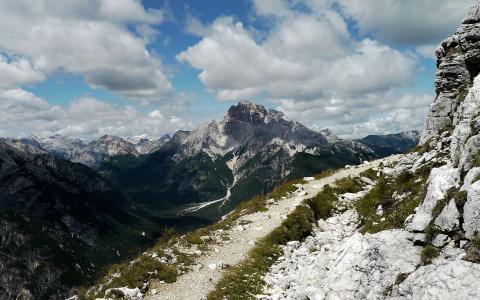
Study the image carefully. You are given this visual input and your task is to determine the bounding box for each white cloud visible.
[416,44,437,59]
[0,54,45,88]
[275,93,432,138]
[185,14,210,37]
[0,89,196,139]
[0,0,173,102]
[336,0,473,46]
[176,0,433,137]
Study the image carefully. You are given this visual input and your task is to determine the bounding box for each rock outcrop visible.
[261,2,480,299]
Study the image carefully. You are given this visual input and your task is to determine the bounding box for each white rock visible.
[407,166,459,232]
[376,205,384,216]
[464,181,480,238]
[266,198,277,205]
[460,167,480,191]
[391,259,480,299]
[105,287,143,300]
[303,177,315,181]
[432,234,450,247]
[434,199,460,232]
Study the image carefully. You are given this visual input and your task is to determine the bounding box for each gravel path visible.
[146,156,401,300]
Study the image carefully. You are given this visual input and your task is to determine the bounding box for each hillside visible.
[0,142,209,299]
[97,101,417,221]
[77,2,480,299]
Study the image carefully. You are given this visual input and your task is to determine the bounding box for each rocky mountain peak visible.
[226,100,269,124]
[225,100,289,127]
[420,2,480,145]
[463,1,480,24]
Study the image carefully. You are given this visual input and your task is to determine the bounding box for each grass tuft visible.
[420,245,439,265]
[355,169,429,234]
[207,174,366,299]
[464,234,480,263]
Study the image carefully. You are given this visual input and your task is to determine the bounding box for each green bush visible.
[355,169,429,234]
[420,245,440,265]
[208,204,315,300]
[307,185,336,220]
[464,234,480,263]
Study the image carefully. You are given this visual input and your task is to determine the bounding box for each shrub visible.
[207,204,315,300]
[464,234,480,263]
[355,169,429,234]
[420,245,440,265]
[307,185,336,220]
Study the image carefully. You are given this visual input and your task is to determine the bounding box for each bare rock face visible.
[463,1,480,24]
[464,181,480,238]
[420,1,480,146]
[434,199,460,232]
[461,167,480,191]
[406,165,459,232]
[391,259,480,299]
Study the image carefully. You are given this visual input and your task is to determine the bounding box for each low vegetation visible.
[207,205,316,300]
[77,175,310,299]
[355,169,429,234]
[464,234,480,263]
[207,175,364,299]
[409,142,431,155]
[420,245,440,265]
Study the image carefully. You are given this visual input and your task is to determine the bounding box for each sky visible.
[0,0,475,139]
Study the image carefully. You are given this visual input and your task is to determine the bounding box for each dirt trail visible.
[146,155,401,300]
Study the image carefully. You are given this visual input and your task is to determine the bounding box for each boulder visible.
[434,199,460,232]
[464,181,480,238]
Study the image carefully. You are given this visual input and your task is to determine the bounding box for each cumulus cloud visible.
[336,0,472,46]
[0,54,45,88]
[275,93,433,138]
[0,89,195,139]
[178,16,416,101]
[0,0,173,102]
[177,0,429,136]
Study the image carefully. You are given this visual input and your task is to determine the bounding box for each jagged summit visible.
[420,2,480,145]
[225,100,287,124]
[463,1,480,24]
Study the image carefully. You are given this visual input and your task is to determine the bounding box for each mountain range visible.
[0,100,419,298]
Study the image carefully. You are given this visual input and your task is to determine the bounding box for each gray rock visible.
[406,166,459,232]
[463,1,480,24]
[434,199,460,232]
[461,167,480,191]
[432,234,450,247]
[464,181,480,238]
[391,259,480,299]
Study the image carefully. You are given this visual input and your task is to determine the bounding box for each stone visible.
[434,199,460,232]
[391,259,480,299]
[463,1,480,24]
[464,181,480,238]
[461,167,480,191]
[432,234,450,247]
[407,166,459,232]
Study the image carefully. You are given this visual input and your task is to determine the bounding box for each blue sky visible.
[0,0,474,139]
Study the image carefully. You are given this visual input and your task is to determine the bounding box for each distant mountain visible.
[100,101,417,219]
[1,133,171,167]
[0,141,209,299]
[1,102,419,221]
[0,101,421,298]
[357,130,420,157]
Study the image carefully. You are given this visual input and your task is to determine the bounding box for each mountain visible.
[357,130,420,157]
[0,141,209,299]
[99,101,417,220]
[253,3,480,298]
[2,134,170,167]
[54,3,480,299]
